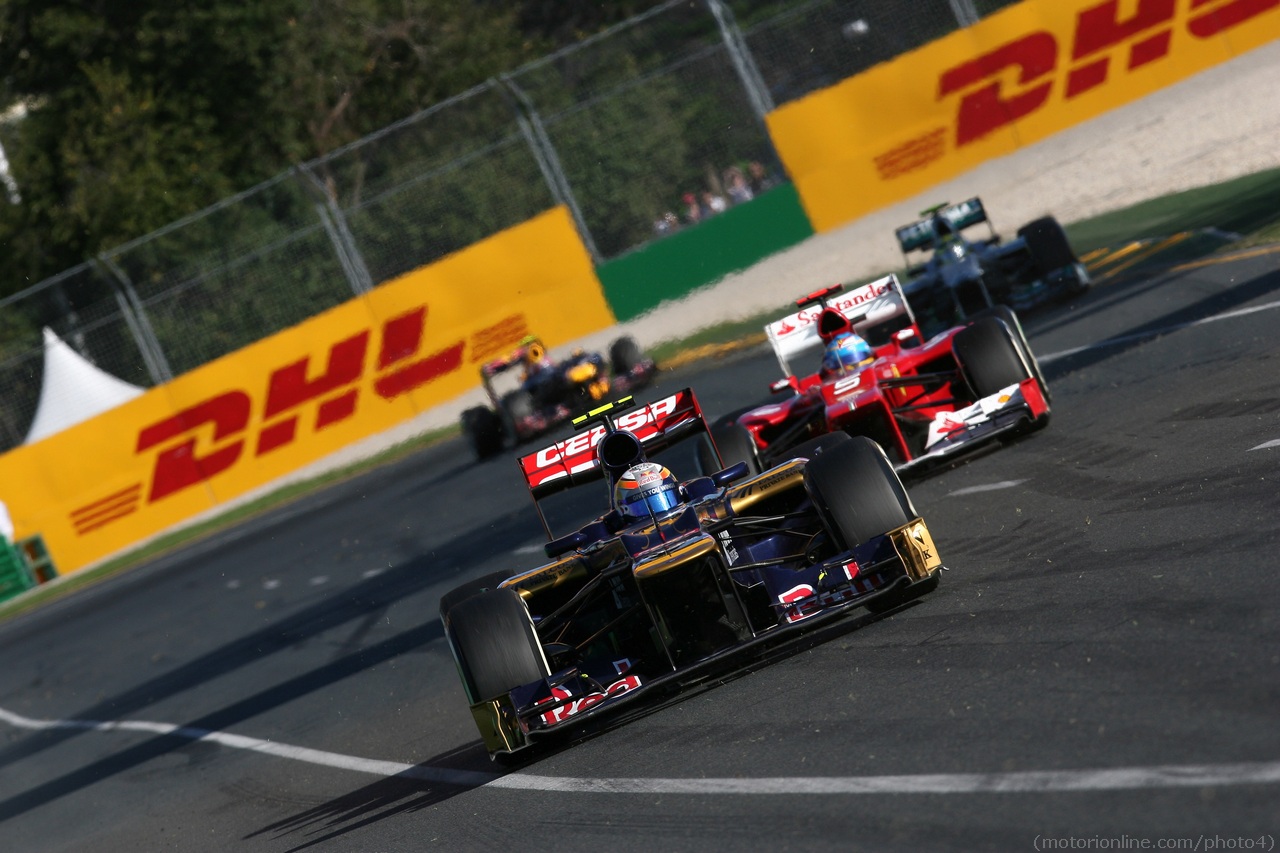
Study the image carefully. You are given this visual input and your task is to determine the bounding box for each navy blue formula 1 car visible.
[898,198,1089,337]
[439,389,944,759]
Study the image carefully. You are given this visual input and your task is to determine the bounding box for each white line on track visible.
[514,544,546,555]
[2,706,1277,796]
[947,480,1026,497]
[1037,298,1280,364]
[1249,439,1280,452]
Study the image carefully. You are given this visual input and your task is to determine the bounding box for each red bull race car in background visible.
[696,276,1051,479]
[899,197,1089,338]
[440,389,943,759]
[459,335,656,460]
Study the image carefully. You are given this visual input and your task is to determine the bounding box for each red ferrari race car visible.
[697,276,1051,478]
[440,389,943,758]
[460,335,656,460]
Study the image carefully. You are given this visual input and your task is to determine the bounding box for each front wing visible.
[899,377,1048,475]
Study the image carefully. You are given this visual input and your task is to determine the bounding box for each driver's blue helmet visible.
[615,462,682,519]
[821,332,873,377]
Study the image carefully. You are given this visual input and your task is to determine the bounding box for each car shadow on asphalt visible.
[243,602,914,850]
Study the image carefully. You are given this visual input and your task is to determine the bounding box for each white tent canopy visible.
[24,327,145,445]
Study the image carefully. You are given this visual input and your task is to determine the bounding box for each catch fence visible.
[0,0,1019,451]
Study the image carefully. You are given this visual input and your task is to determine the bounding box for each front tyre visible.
[444,588,550,705]
[804,436,913,549]
[953,316,1033,399]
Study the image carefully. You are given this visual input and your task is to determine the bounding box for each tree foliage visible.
[0,0,536,291]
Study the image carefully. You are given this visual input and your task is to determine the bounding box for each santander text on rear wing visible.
[765,275,915,379]
[519,388,706,500]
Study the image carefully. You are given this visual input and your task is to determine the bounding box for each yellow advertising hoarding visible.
[768,0,1280,232]
[0,207,614,575]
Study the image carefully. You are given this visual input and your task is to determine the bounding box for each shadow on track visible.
[245,603,916,850]
[1033,265,1280,383]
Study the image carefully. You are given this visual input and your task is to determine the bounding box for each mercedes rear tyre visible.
[1017,216,1077,276]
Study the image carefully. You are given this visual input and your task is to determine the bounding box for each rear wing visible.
[518,388,706,501]
[895,197,989,253]
[764,275,914,379]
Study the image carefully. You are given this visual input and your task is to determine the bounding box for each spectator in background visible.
[748,160,778,195]
[653,211,679,235]
[724,165,754,205]
[702,190,727,215]
[682,192,702,224]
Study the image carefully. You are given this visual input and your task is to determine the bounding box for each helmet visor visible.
[622,486,680,518]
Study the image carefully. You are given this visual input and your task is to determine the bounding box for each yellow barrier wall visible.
[0,207,614,575]
[768,0,1280,232]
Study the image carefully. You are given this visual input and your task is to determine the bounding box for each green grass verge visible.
[5,168,1280,621]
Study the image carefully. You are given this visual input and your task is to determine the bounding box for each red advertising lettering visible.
[938,32,1058,146]
[1067,0,1176,97]
[136,392,252,502]
[1188,0,1280,36]
[373,306,465,400]
[257,332,370,455]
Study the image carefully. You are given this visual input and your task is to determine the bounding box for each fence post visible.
[294,165,375,296]
[95,256,174,385]
[705,0,776,120]
[498,75,601,263]
[947,0,981,27]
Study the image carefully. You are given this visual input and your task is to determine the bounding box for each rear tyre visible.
[609,336,646,376]
[804,436,913,549]
[445,588,549,704]
[460,406,505,460]
[702,421,762,476]
[1017,216,1076,275]
[953,316,1032,399]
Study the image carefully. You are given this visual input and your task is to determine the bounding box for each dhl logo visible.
[69,306,529,536]
[878,0,1277,177]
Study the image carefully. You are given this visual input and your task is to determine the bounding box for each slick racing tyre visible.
[969,305,1051,404]
[699,421,762,476]
[439,569,516,623]
[460,406,505,460]
[804,436,913,549]
[445,587,550,705]
[953,316,1033,399]
[1017,216,1077,276]
[609,336,646,375]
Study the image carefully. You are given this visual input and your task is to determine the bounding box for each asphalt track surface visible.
[0,249,1278,852]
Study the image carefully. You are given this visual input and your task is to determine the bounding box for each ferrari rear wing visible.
[895,197,989,253]
[764,275,915,379]
[518,388,707,501]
